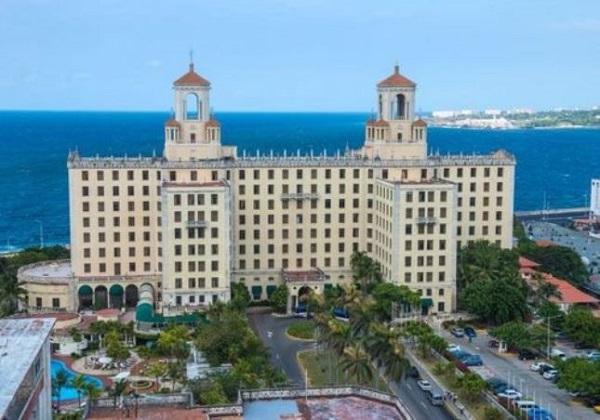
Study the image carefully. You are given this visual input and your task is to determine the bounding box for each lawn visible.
[287,321,315,340]
[298,349,390,392]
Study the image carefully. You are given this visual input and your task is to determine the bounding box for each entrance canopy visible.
[109,284,124,296]
[78,285,93,295]
[282,268,326,284]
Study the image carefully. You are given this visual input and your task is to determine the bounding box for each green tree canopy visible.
[556,358,600,399]
[269,284,289,314]
[524,245,588,286]
[564,307,600,347]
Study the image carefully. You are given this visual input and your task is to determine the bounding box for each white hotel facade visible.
[20,63,515,320]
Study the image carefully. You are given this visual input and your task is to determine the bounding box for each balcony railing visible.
[281,193,320,201]
[415,217,438,224]
[186,220,208,228]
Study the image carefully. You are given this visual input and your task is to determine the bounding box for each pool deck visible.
[53,355,114,390]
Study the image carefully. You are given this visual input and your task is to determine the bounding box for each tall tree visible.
[69,374,87,409]
[146,361,169,392]
[52,369,69,413]
[338,345,373,385]
[564,307,600,347]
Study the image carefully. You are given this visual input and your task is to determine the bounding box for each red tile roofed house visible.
[519,256,599,313]
[542,273,599,312]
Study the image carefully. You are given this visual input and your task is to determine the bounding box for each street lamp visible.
[34,220,44,249]
[547,314,563,358]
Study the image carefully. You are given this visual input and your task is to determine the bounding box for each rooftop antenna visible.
[189,49,194,71]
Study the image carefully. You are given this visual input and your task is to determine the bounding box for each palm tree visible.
[338,344,373,385]
[84,382,102,414]
[108,379,128,408]
[53,369,69,413]
[326,320,353,356]
[69,374,87,409]
[0,275,27,316]
[146,361,169,392]
[349,296,374,338]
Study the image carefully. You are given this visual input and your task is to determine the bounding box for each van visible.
[515,400,538,410]
[427,390,444,406]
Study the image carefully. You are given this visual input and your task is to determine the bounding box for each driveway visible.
[441,328,592,419]
[248,312,452,420]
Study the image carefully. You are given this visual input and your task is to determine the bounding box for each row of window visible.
[174,261,220,273]
[83,262,155,274]
[82,201,159,212]
[83,231,155,243]
[83,247,154,258]
[174,277,220,289]
[82,216,157,228]
[239,256,350,270]
[82,185,160,197]
[81,169,160,182]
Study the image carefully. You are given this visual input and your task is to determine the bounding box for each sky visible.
[0,0,599,112]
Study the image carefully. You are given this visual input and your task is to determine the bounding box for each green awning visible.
[136,302,155,323]
[78,285,93,296]
[324,284,333,291]
[420,298,434,308]
[251,285,263,298]
[266,285,277,297]
[109,284,124,296]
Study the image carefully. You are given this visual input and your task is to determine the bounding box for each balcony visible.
[186,220,208,228]
[281,193,320,201]
[415,217,437,225]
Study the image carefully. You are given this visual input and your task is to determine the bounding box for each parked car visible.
[527,407,555,420]
[549,348,566,361]
[486,377,507,389]
[587,350,600,360]
[463,355,483,366]
[464,327,477,338]
[543,369,558,380]
[450,327,465,337]
[417,380,432,391]
[493,383,510,395]
[530,362,552,372]
[518,349,540,361]
[408,366,420,378]
[497,389,523,400]
[447,344,461,353]
[453,351,472,361]
[538,364,555,375]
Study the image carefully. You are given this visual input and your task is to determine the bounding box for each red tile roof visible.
[366,119,389,127]
[412,119,427,127]
[536,240,556,247]
[205,118,220,127]
[377,65,416,88]
[165,119,181,127]
[173,63,211,87]
[542,273,599,304]
[519,257,540,268]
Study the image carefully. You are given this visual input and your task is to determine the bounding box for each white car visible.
[530,362,550,372]
[543,369,558,380]
[417,380,432,391]
[447,344,461,353]
[498,389,523,400]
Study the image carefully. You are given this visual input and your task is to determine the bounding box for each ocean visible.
[0,111,598,253]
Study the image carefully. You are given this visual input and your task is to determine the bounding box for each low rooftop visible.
[0,318,55,417]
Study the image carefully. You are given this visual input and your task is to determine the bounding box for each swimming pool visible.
[51,359,104,401]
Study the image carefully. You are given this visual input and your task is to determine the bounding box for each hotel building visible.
[20,63,515,321]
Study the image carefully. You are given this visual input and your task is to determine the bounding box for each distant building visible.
[592,179,600,218]
[0,318,54,420]
[432,110,456,118]
[484,109,502,116]
[19,63,516,323]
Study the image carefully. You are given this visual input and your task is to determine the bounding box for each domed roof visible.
[377,65,416,88]
[412,119,427,127]
[205,118,220,127]
[165,119,181,127]
[366,119,390,127]
[173,63,211,87]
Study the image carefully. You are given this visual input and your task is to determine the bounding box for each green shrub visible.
[287,321,315,340]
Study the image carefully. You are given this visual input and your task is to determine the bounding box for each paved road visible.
[441,329,592,419]
[248,312,452,420]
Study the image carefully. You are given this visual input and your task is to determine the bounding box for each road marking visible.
[420,401,427,409]
[406,383,413,390]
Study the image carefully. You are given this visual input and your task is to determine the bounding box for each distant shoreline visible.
[430,124,600,131]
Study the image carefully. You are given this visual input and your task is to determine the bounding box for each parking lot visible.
[441,328,592,419]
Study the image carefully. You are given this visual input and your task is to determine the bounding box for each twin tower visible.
[164,63,427,162]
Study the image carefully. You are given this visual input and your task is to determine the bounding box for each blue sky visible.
[0,0,598,112]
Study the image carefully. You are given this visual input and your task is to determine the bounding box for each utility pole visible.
[35,220,44,249]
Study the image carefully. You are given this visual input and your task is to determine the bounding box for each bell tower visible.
[362,65,427,160]
[164,60,235,161]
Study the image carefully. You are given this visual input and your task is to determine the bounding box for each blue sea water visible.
[0,111,598,253]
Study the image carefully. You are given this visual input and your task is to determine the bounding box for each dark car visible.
[463,355,483,366]
[464,327,477,338]
[538,364,555,375]
[488,339,500,348]
[518,349,540,361]
[408,366,419,378]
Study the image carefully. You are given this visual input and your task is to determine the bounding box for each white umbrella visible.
[98,357,112,365]
[113,371,130,381]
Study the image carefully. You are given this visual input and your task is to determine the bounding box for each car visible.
[497,389,523,400]
[493,383,510,395]
[486,377,507,389]
[488,339,500,348]
[408,366,420,378]
[527,407,555,420]
[463,355,483,366]
[518,349,540,361]
[447,344,461,353]
[549,349,566,361]
[453,351,472,361]
[417,380,432,391]
[450,327,465,337]
[543,369,558,380]
[530,362,552,372]
[587,351,600,360]
[464,326,477,338]
[538,364,555,375]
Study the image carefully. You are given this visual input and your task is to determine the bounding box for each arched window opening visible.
[185,93,202,120]
[396,94,406,120]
